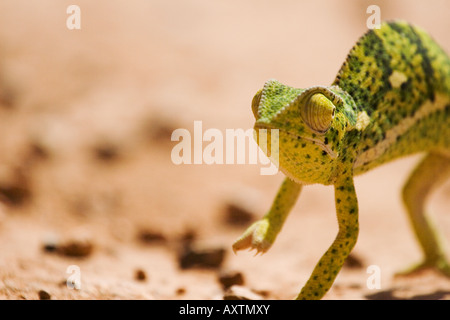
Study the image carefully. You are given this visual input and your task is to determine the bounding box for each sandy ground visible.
[0,0,449,300]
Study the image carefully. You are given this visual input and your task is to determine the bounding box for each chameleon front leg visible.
[398,151,450,276]
[233,177,302,254]
[296,172,359,300]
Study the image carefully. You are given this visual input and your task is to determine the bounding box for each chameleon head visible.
[252,79,352,185]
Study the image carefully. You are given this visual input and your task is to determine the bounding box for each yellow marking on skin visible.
[355,111,371,131]
[389,70,408,88]
[354,93,450,168]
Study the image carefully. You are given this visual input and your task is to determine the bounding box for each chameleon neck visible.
[333,21,450,174]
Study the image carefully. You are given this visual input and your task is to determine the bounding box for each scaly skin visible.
[233,21,450,300]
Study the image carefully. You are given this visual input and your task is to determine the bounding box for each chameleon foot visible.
[232,219,275,255]
[395,259,450,278]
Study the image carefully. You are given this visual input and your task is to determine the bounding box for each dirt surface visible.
[0,0,449,300]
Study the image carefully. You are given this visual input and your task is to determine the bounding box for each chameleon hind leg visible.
[397,151,450,277]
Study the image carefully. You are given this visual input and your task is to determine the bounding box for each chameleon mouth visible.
[254,122,337,159]
[285,131,338,159]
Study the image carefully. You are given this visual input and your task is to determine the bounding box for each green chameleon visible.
[232,21,450,300]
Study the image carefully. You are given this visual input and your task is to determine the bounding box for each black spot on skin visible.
[400,81,408,91]
[408,24,435,102]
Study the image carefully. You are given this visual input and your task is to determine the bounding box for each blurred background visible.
[0,0,449,300]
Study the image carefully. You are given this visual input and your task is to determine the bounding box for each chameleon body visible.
[233,21,450,300]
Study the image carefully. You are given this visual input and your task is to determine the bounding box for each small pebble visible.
[93,143,120,162]
[218,270,245,289]
[0,185,31,207]
[223,201,255,226]
[135,269,147,281]
[343,253,364,269]
[143,116,177,143]
[178,243,226,269]
[43,242,58,253]
[42,233,60,253]
[138,229,167,244]
[42,234,93,258]
[0,86,16,109]
[176,287,186,295]
[38,290,51,300]
[28,142,50,161]
[58,240,94,258]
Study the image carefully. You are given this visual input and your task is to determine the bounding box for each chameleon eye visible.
[251,89,263,119]
[301,93,335,133]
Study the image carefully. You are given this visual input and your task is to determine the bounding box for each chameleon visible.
[232,20,450,300]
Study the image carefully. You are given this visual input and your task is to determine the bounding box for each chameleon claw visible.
[251,247,264,257]
[232,219,274,255]
[394,259,450,278]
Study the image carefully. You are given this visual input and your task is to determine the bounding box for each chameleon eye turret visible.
[300,93,335,133]
[251,89,263,119]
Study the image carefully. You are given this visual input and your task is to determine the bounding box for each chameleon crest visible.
[234,21,450,300]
